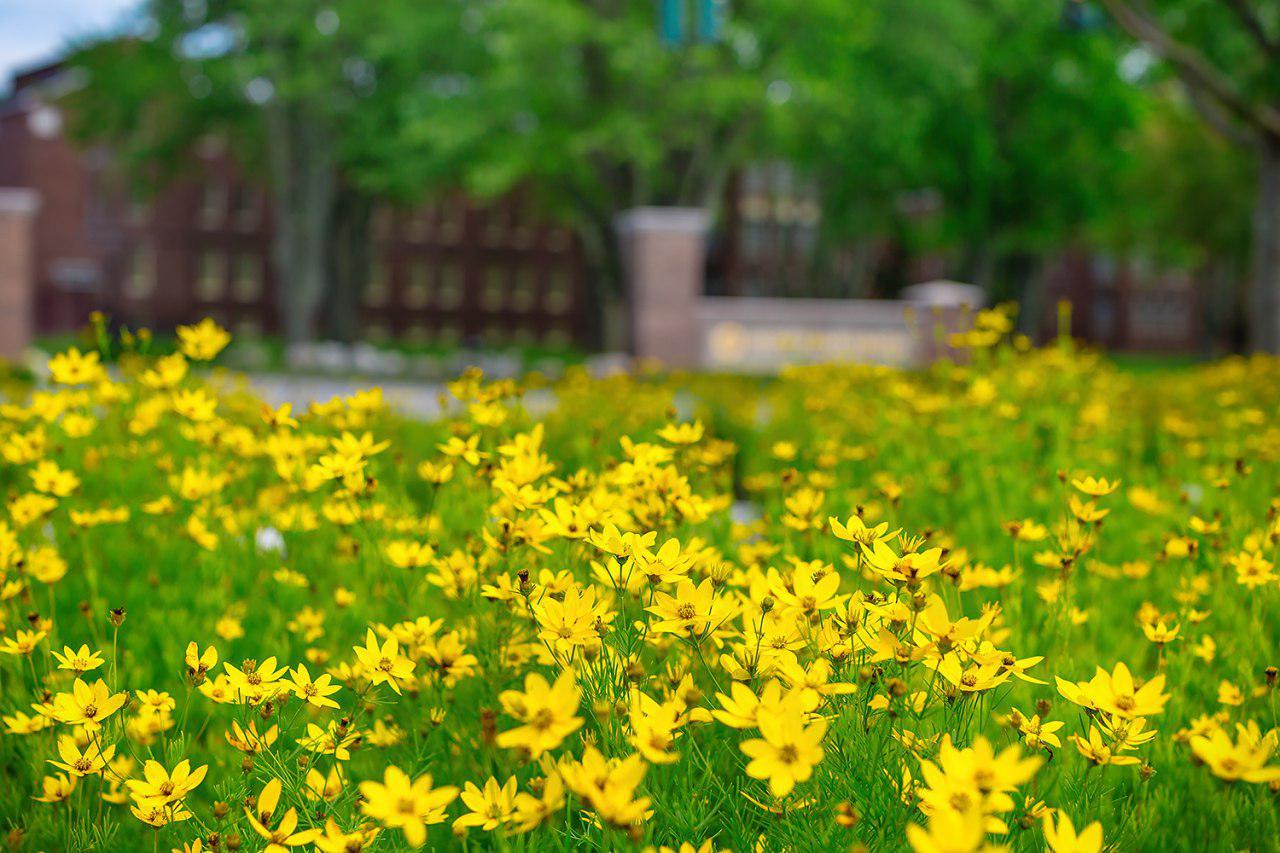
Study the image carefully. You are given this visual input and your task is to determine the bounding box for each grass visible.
[0,315,1278,852]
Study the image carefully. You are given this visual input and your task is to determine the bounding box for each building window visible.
[407,205,432,242]
[404,262,432,309]
[439,205,464,245]
[125,242,156,299]
[199,182,226,229]
[511,268,536,313]
[438,264,464,310]
[482,266,507,311]
[233,254,262,303]
[544,270,572,314]
[229,185,261,230]
[483,209,510,247]
[195,252,226,301]
[363,260,390,307]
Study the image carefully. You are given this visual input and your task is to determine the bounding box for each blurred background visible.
[0,0,1275,375]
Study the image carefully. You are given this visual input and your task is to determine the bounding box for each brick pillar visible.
[616,207,708,367]
[0,189,40,360]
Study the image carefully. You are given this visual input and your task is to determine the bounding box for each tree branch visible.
[1098,0,1280,139]
[1182,79,1255,147]
[1218,0,1280,58]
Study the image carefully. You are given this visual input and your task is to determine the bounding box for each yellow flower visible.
[906,803,1000,853]
[1217,680,1245,707]
[300,721,360,761]
[48,347,106,385]
[829,514,899,548]
[647,578,722,638]
[313,819,379,853]
[933,657,1010,694]
[438,434,486,466]
[51,678,127,731]
[304,766,345,802]
[126,759,209,806]
[417,460,455,484]
[288,664,342,709]
[1070,476,1120,497]
[712,680,801,729]
[740,707,826,797]
[915,736,1041,825]
[1190,722,1280,783]
[353,628,415,695]
[511,773,566,832]
[1230,551,1276,588]
[359,766,458,847]
[184,642,218,682]
[0,628,47,656]
[176,318,231,361]
[131,800,193,827]
[1011,711,1064,751]
[1082,662,1169,719]
[385,540,435,569]
[1141,620,1180,646]
[560,747,652,828]
[3,710,49,735]
[139,352,188,389]
[262,402,299,429]
[772,567,844,618]
[1070,726,1139,767]
[52,644,106,674]
[863,540,945,586]
[33,772,77,803]
[534,584,610,650]
[30,459,80,497]
[225,721,279,755]
[496,669,584,757]
[245,777,321,850]
[48,735,115,777]
[1043,812,1103,853]
[222,657,289,704]
[1067,495,1109,523]
[453,775,518,831]
[657,420,704,445]
[172,388,218,422]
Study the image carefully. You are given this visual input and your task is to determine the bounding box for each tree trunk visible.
[1250,135,1280,352]
[264,101,337,345]
[576,216,628,352]
[322,188,375,343]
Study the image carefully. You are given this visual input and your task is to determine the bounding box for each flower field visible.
[1,313,1279,852]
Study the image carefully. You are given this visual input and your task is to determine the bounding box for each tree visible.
[780,0,1142,304]
[1094,0,1280,351]
[67,0,467,344]
[1104,96,1255,351]
[404,0,871,349]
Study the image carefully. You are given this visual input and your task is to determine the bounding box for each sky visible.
[0,0,139,91]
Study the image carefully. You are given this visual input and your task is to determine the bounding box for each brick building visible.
[1,61,591,348]
[1,60,1202,356]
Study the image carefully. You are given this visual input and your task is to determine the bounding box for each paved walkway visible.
[236,373,556,420]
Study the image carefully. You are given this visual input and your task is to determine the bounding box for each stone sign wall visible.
[619,206,982,371]
[698,297,916,369]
